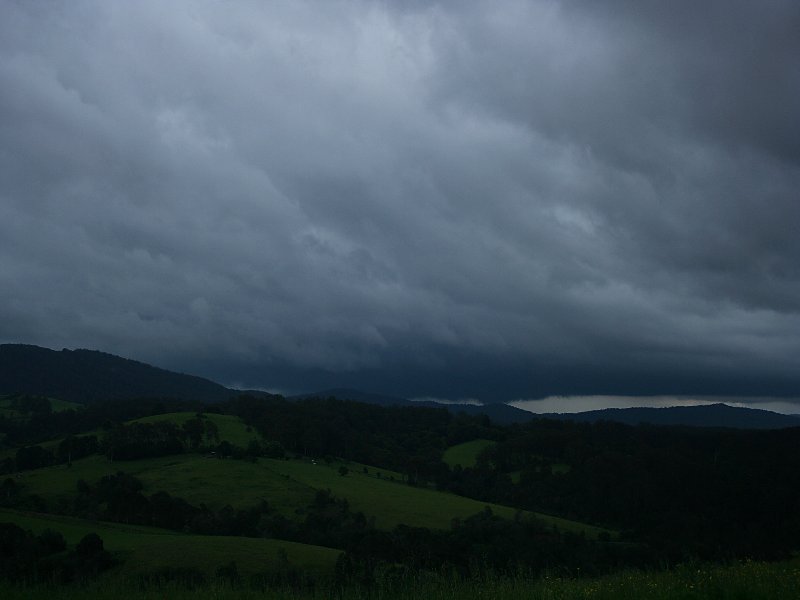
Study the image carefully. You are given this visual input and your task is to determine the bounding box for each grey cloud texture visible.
[1,1,799,401]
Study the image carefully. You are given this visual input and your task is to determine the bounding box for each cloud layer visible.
[1,1,799,402]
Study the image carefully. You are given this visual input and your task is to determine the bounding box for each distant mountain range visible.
[539,403,800,430]
[291,388,800,429]
[290,388,536,425]
[2,344,798,429]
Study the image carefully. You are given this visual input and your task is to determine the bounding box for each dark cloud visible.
[1,1,798,403]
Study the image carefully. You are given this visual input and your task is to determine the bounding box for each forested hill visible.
[4,344,798,428]
[0,344,233,403]
[295,389,800,428]
[542,403,800,429]
[292,388,535,425]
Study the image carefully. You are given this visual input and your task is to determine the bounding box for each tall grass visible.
[2,559,798,600]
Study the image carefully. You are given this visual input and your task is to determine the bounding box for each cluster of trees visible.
[2,418,286,476]
[3,391,799,568]
[6,394,53,417]
[3,467,637,581]
[1,435,100,474]
[69,472,371,543]
[0,396,199,449]
[441,420,800,560]
[222,395,494,484]
[336,508,648,586]
[1,469,362,545]
[0,523,114,583]
[100,418,286,462]
[223,395,800,562]
[103,420,203,460]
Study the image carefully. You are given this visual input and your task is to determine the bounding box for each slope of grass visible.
[262,458,610,537]
[130,412,261,447]
[0,508,340,577]
[17,454,611,538]
[0,507,177,547]
[16,454,315,517]
[0,396,21,420]
[0,396,82,417]
[1,412,258,462]
[443,441,571,476]
[48,399,84,412]
[443,439,496,468]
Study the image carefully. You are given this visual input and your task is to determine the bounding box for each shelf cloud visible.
[1,1,799,404]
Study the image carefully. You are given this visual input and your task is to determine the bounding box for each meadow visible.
[10,407,603,533]
[443,440,570,476]
[0,508,340,578]
[129,412,262,447]
[3,401,798,598]
[442,439,495,468]
[0,410,257,461]
[0,396,82,420]
[15,451,608,537]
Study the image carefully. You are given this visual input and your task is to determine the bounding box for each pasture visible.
[0,508,340,578]
[0,396,82,420]
[130,412,261,447]
[443,439,495,468]
[15,453,610,537]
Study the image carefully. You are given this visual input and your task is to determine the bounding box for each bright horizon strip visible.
[410,397,483,406]
[509,396,800,416]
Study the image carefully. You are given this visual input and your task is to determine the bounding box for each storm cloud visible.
[1,1,799,403]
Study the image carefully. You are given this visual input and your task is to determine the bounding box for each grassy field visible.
[264,458,555,532]
[0,558,798,599]
[15,454,610,537]
[0,396,82,419]
[0,412,259,462]
[443,441,570,485]
[48,399,84,412]
[130,412,262,447]
[15,454,315,517]
[0,508,340,578]
[442,439,496,468]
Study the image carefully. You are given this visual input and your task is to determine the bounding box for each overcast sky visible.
[1,1,799,406]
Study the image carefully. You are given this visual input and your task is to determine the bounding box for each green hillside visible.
[259,459,607,536]
[0,412,259,462]
[15,453,610,538]
[0,395,82,419]
[130,412,262,447]
[0,508,340,577]
[443,439,496,468]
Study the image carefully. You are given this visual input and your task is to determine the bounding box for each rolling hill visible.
[0,508,340,578]
[14,452,609,537]
[0,344,236,403]
[294,388,535,425]
[4,344,797,429]
[541,403,800,429]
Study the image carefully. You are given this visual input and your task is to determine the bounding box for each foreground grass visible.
[0,559,798,599]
